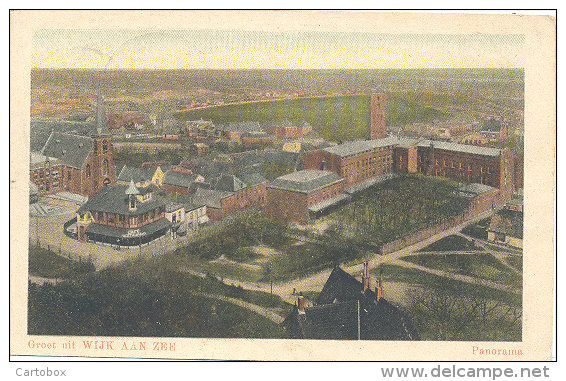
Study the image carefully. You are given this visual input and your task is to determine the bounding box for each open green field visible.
[375,264,521,307]
[401,253,522,288]
[175,93,448,142]
[418,235,484,252]
[326,175,465,248]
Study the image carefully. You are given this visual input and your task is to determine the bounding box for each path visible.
[192,292,285,324]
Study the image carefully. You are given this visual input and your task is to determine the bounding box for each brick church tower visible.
[370,87,387,140]
[88,85,115,195]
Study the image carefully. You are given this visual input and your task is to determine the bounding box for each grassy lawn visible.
[418,235,484,252]
[28,245,95,279]
[401,253,522,288]
[175,94,448,142]
[375,264,522,307]
[326,174,464,247]
[29,257,289,337]
[505,255,523,272]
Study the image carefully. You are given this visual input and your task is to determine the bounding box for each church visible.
[29,86,116,198]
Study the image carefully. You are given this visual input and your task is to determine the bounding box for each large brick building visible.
[305,137,516,199]
[266,170,347,225]
[30,87,116,197]
[192,173,269,221]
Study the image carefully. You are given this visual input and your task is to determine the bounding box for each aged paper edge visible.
[9,10,556,361]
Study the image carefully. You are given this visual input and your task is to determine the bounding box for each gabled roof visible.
[294,300,359,340]
[162,170,199,189]
[240,172,268,187]
[41,131,94,169]
[285,265,420,341]
[192,188,233,210]
[212,174,247,192]
[268,170,343,194]
[317,266,368,305]
[78,184,165,216]
[118,166,157,184]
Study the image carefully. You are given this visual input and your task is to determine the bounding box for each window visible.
[86,164,91,178]
[68,171,72,181]
[93,141,98,154]
[102,140,108,154]
[102,159,109,176]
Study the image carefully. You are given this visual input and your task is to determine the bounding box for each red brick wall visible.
[267,187,308,225]
[370,92,387,140]
[305,147,393,187]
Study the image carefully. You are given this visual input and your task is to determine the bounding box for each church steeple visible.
[93,83,111,137]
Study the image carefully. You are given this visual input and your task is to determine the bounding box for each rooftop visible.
[417,139,501,157]
[322,137,416,158]
[269,170,343,194]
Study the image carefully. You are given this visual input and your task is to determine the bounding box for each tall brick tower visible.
[89,85,115,195]
[370,87,387,140]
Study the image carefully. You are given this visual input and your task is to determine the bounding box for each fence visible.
[30,239,94,265]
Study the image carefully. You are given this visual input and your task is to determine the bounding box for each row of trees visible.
[331,175,465,246]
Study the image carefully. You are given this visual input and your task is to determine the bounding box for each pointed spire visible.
[93,82,110,137]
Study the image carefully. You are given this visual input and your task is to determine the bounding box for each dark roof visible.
[284,265,420,341]
[317,266,367,305]
[294,300,359,340]
[118,166,158,184]
[240,172,268,187]
[268,170,343,194]
[41,131,94,169]
[30,119,93,152]
[86,218,171,239]
[162,171,200,189]
[212,174,247,192]
[192,188,233,209]
[78,184,165,216]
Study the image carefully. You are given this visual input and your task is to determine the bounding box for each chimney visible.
[376,269,384,301]
[298,296,306,314]
[362,261,371,292]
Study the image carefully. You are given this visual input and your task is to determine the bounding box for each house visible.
[266,170,347,225]
[284,262,420,340]
[162,170,206,195]
[188,142,209,157]
[117,164,169,188]
[192,173,269,221]
[487,209,523,248]
[75,181,170,245]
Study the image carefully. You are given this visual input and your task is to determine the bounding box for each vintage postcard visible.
[10,10,555,361]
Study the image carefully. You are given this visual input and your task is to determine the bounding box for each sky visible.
[32,29,525,70]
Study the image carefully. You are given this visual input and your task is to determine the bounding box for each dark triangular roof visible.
[316,266,369,305]
[285,265,420,341]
